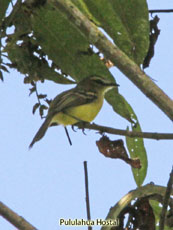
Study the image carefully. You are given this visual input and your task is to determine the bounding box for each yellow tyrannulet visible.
[29,75,119,148]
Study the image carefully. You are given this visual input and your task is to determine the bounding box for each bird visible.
[29,75,119,148]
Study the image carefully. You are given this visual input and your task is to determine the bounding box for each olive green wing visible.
[47,88,97,118]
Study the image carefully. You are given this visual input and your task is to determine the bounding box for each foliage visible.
[1,0,149,187]
[1,1,171,230]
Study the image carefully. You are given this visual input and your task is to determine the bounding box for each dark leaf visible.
[40,105,48,110]
[0,64,9,73]
[29,86,36,96]
[134,198,155,230]
[38,94,47,99]
[143,16,160,69]
[31,81,35,87]
[32,103,39,114]
[39,104,48,117]
[0,70,4,81]
[45,98,52,105]
[24,76,30,84]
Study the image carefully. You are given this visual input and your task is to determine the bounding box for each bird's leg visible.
[63,111,87,134]
[73,121,90,135]
[72,121,88,135]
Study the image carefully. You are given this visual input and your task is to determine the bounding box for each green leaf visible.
[0,0,10,23]
[126,118,148,187]
[106,89,148,180]
[5,37,74,84]
[0,0,11,74]
[106,90,135,123]
[83,0,149,65]
[30,2,113,82]
[150,200,172,230]
[149,200,162,224]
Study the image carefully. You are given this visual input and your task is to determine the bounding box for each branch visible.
[149,9,173,14]
[52,0,173,121]
[0,201,37,230]
[159,167,173,230]
[75,122,173,140]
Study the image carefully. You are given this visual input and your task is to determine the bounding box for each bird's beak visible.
[108,82,119,87]
[104,82,119,93]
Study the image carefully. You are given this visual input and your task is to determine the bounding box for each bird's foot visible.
[72,121,90,135]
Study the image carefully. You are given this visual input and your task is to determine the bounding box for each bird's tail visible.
[29,117,51,149]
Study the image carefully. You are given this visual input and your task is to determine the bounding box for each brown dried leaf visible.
[100,57,114,68]
[135,198,155,230]
[96,135,141,168]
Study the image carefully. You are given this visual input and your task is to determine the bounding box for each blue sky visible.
[0,1,173,229]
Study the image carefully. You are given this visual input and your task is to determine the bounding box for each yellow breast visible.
[51,95,104,126]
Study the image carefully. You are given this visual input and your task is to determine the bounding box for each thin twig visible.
[83,161,92,230]
[149,9,173,14]
[75,122,173,140]
[10,0,14,7]
[0,201,37,230]
[159,167,173,230]
[64,127,72,145]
